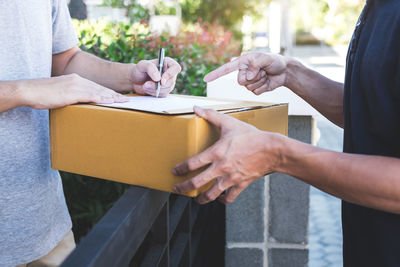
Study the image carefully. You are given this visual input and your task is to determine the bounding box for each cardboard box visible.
[50,95,288,197]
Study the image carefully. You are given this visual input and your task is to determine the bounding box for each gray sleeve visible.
[52,0,79,54]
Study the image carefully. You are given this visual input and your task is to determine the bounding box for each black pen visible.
[156,48,165,98]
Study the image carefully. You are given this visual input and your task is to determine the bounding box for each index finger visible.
[161,64,181,85]
[204,59,240,82]
[173,144,215,176]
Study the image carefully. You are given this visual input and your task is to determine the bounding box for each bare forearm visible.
[276,135,400,214]
[0,81,25,113]
[62,50,134,92]
[285,58,344,127]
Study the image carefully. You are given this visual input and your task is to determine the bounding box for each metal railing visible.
[61,186,225,267]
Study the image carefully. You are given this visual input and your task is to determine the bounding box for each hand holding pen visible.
[130,48,181,98]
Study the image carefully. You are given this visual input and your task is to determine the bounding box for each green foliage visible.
[101,0,150,23]
[154,1,178,16]
[62,19,241,242]
[73,19,241,96]
[181,0,263,32]
[292,0,364,44]
[61,172,130,242]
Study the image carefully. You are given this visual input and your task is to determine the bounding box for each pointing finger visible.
[161,64,181,85]
[204,59,240,82]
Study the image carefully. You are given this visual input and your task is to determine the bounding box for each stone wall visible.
[225,115,316,267]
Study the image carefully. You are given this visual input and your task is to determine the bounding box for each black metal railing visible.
[61,186,225,267]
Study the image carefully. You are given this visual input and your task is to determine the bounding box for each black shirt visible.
[343,0,400,266]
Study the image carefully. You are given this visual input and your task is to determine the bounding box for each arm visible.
[285,59,344,127]
[278,136,400,214]
[53,46,181,97]
[204,53,344,127]
[0,46,131,114]
[0,46,181,114]
[173,107,400,215]
[0,75,127,114]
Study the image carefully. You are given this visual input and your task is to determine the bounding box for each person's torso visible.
[343,0,400,266]
[0,1,72,266]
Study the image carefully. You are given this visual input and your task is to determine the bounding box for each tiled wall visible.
[226,116,315,267]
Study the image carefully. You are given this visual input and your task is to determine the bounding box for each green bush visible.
[101,0,150,23]
[181,0,264,37]
[62,19,241,242]
[292,0,364,45]
[73,20,241,96]
[61,172,129,242]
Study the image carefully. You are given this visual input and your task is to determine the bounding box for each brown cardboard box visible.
[50,95,288,197]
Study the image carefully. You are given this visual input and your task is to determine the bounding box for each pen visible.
[156,48,165,98]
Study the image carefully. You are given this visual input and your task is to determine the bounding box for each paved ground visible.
[309,121,343,267]
[292,45,347,267]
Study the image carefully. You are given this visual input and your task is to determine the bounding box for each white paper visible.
[98,96,233,113]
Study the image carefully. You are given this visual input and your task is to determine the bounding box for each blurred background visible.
[64,1,365,266]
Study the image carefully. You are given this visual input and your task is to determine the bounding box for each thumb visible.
[194,106,227,128]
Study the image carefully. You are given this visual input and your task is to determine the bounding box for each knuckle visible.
[186,160,196,172]
[69,73,80,82]
[204,192,216,202]
[246,84,254,91]
[140,59,149,65]
[216,177,226,191]
[231,173,242,183]
[238,77,246,86]
[188,179,199,189]
[220,162,233,173]
[212,147,224,158]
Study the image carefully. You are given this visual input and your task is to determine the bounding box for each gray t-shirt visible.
[0,1,78,266]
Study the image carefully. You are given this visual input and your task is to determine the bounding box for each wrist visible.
[128,63,136,93]
[284,57,304,90]
[0,80,27,112]
[14,81,29,106]
[261,132,288,173]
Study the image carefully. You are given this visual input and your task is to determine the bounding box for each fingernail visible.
[172,168,178,176]
[173,186,180,193]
